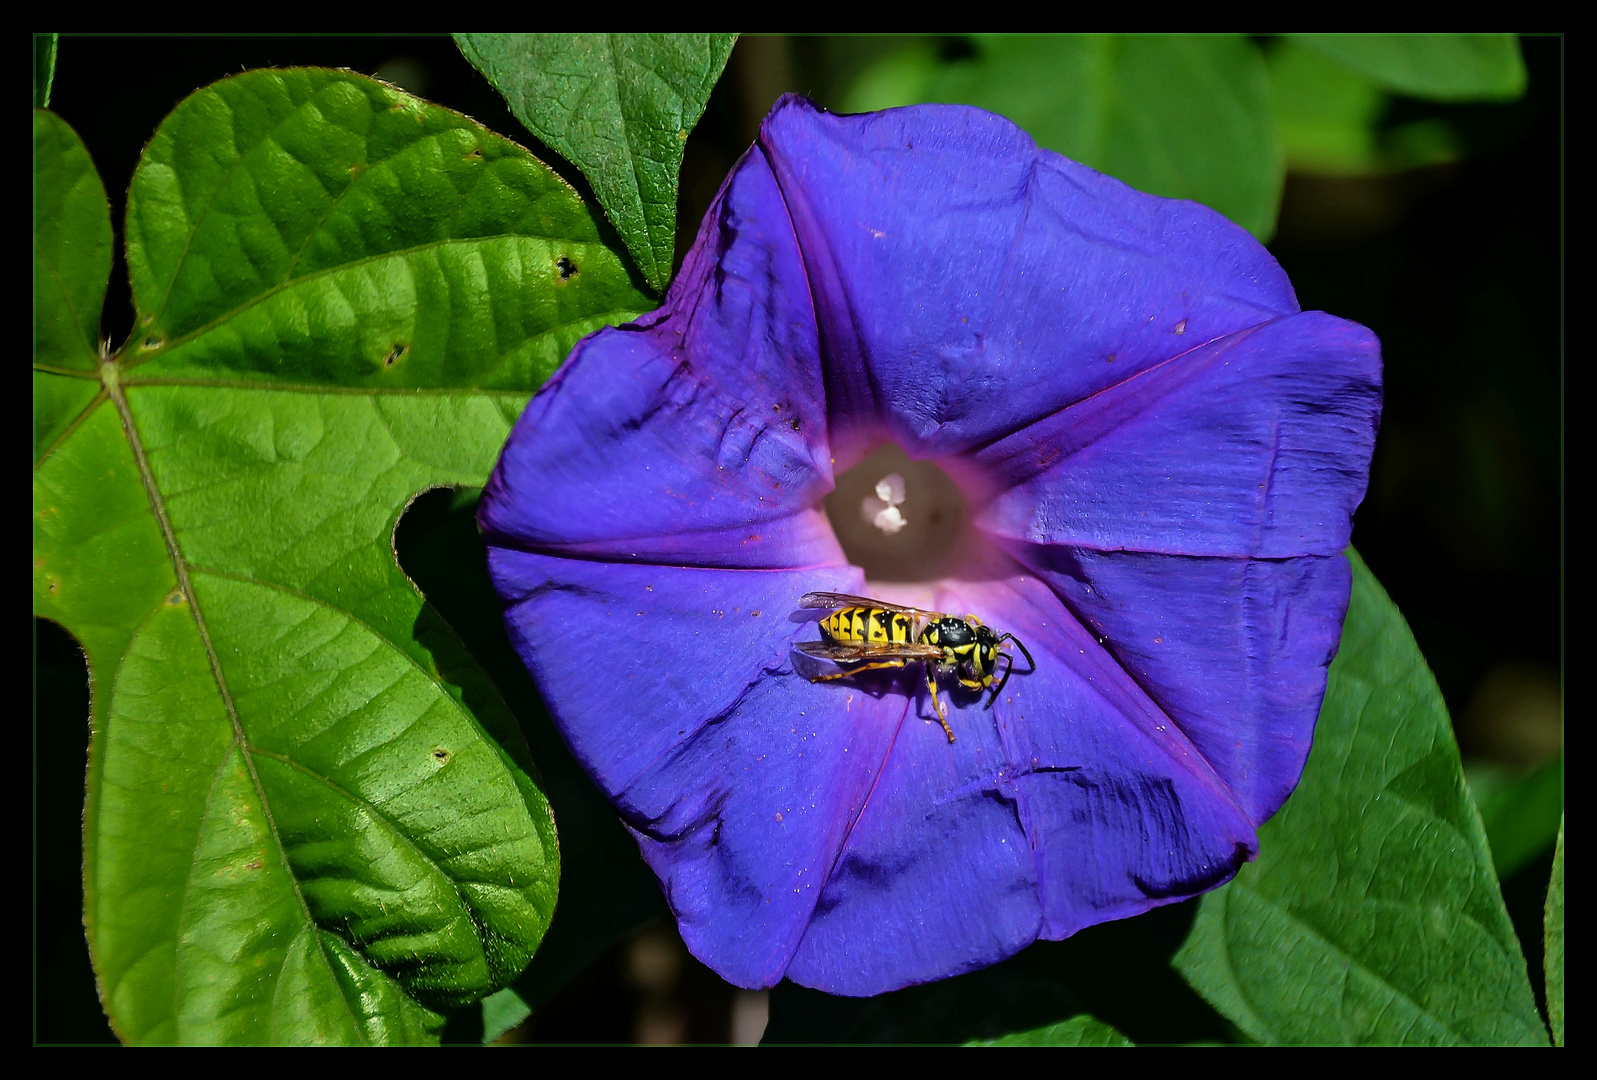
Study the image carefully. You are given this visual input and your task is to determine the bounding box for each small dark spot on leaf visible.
[384,343,407,368]
[165,589,184,606]
[1106,353,1116,363]
[143,334,164,350]
[47,578,59,593]
[556,256,577,280]
[432,747,451,766]
[790,418,801,432]
[465,146,483,161]
[245,859,263,871]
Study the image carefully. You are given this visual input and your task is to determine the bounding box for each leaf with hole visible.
[33,69,652,1045]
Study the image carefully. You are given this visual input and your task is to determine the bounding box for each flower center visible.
[823,444,975,586]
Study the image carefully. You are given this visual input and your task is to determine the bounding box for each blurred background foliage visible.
[36,34,1559,1044]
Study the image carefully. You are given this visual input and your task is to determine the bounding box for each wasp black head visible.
[972,624,1002,673]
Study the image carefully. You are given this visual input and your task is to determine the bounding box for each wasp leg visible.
[809,658,908,683]
[925,670,956,743]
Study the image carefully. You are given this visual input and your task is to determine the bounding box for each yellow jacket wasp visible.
[793,591,1037,742]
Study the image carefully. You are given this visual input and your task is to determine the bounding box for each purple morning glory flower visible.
[479,96,1381,997]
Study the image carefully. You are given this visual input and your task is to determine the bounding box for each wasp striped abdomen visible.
[821,604,917,646]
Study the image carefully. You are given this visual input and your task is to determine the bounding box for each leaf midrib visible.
[125,233,628,376]
[107,368,384,1037]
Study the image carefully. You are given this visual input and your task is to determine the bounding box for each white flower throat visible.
[863,472,907,535]
[823,444,975,586]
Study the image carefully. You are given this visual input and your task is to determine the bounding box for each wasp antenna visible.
[987,652,1010,708]
[999,633,1036,674]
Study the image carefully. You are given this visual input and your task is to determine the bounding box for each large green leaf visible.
[844,35,1282,240]
[33,69,652,1045]
[455,33,737,294]
[1290,34,1527,101]
[1544,816,1563,1047]
[1173,552,1547,1045]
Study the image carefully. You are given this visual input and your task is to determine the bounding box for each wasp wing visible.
[796,591,947,619]
[795,640,943,662]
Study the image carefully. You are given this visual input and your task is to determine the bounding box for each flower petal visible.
[784,703,1044,996]
[785,574,1257,995]
[758,97,1300,460]
[479,140,837,570]
[1008,548,1351,824]
[487,548,908,987]
[971,311,1382,558]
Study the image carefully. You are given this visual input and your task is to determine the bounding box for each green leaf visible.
[845,34,1282,240]
[392,488,666,1042]
[35,33,57,107]
[1173,551,1547,1045]
[839,41,943,114]
[478,987,533,1044]
[1290,34,1526,102]
[455,33,737,294]
[34,70,652,1045]
[1467,753,1564,880]
[1544,816,1563,1047]
[1266,40,1387,175]
[34,110,110,462]
[967,1015,1133,1047]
